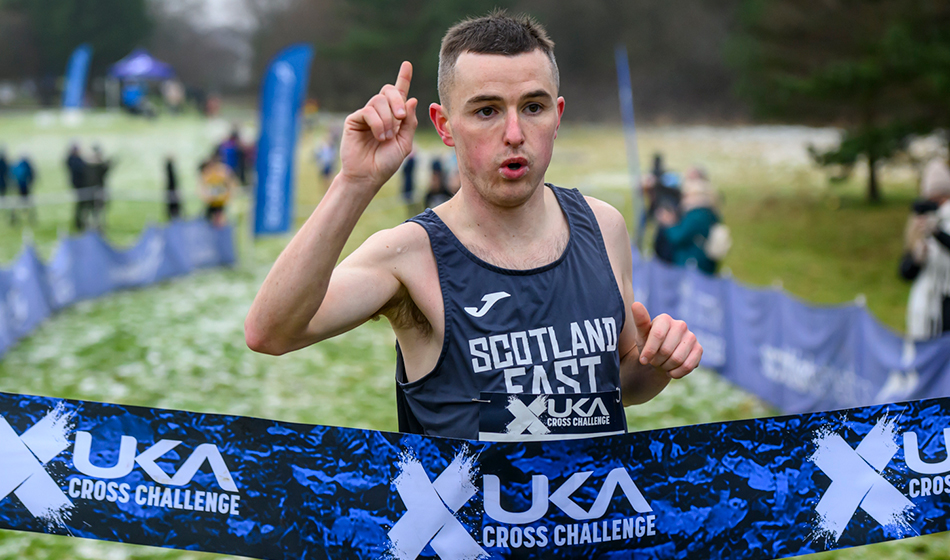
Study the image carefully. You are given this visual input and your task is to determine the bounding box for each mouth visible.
[500,157,529,179]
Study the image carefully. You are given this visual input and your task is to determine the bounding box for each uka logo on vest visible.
[810,415,950,544]
[386,446,657,560]
[0,403,242,523]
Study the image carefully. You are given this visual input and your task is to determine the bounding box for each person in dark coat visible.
[84,145,112,231]
[165,155,181,220]
[10,154,36,225]
[423,157,452,209]
[0,148,8,202]
[402,148,416,206]
[67,144,91,231]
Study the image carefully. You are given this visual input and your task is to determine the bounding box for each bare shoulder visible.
[345,220,439,335]
[342,220,431,269]
[584,196,630,251]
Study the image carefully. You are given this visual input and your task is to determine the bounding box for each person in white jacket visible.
[901,158,950,340]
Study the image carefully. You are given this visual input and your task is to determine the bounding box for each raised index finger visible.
[394,61,413,98]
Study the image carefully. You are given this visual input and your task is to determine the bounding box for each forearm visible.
[619,348,671,406]
[245,176,376,354]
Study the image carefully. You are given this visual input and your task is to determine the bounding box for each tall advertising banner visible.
[62,44,92,109]
[253,44,313,236]
[614,45,644,249]
[3,391,950,559]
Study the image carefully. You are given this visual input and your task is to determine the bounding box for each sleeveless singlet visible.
[396,185,627,441]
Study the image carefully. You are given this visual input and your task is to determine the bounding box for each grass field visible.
[0,109,942,559]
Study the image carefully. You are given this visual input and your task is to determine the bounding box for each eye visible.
[476,107,496,117]
[525,103,543,114]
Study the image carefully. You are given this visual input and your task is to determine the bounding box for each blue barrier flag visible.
[0,219,233,365]
[253,44,313,236]
[630,247,950,415]
[2,391,950,559]
[62,44,92,109]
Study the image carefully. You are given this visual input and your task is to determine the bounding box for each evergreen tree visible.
[730,0,950,202]
[1,0,152,77]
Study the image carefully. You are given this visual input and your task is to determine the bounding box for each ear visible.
[554,96,565,139]
[429,103,455,147]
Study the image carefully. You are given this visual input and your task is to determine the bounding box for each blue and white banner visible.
[253,44,313,236]
[0,220,233,360]
[631,250,950,414]
[62,44,93,109]
[2,391,950,558]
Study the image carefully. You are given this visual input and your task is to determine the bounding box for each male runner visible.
[245,11,702,440]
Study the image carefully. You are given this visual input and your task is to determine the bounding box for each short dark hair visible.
[438,9,559,107]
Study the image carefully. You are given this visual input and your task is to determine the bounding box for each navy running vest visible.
[396,185,627,441]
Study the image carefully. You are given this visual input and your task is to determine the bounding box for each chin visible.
[490,181,542,207]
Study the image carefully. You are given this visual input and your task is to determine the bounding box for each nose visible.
[503,110,525,147]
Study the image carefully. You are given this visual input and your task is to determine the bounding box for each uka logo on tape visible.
[72,431,237,491]
[386,445,655,560]
[69,429,241,516]
[0,403,240,522]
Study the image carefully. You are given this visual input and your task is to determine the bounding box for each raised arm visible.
[245,62,419,355]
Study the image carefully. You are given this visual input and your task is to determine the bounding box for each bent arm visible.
[588,198,702,406]
[244,181,402,354]
[610,225,676,405]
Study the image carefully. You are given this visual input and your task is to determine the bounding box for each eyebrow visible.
[463,90,554,107]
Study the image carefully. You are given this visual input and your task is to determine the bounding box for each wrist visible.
[328,172,383,204]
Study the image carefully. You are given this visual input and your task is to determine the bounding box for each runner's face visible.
[434,50,564,207]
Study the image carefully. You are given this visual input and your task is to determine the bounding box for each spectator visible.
[424,157,452,209]
[66,144,91,231]
[199,153,237,227]
[901,158,950,340]
[165,155,182,220]
[10,154,36,225]
[444,150,460,195]
[314,130,339,191]
[402,147,416,207]
[0,148,8,211]
[85,145,113,232]
[218,128,248,186]
[121,82,155,118]
[161,80,185,114]
[657,167,725,275]
[647,169,682,264]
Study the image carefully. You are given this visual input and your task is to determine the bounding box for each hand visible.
[338,61,419,193]
[631,302,702,379]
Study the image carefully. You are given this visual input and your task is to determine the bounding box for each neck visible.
[460,182,549,233]
[437,182,569,269]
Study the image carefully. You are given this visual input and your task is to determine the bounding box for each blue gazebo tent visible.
[109,49,175,80]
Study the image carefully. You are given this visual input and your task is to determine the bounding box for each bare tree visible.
[148,0,254,92]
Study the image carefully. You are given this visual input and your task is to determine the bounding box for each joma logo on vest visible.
[69,431,242,516]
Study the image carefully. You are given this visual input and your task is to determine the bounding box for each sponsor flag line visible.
[631,249,950,414]
[0,219,234,359]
